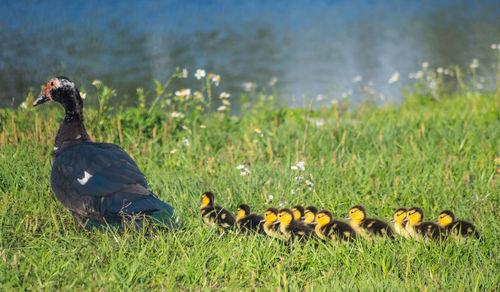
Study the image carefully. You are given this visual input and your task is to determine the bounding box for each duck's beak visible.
[33,94,50,106]
[389,218,395,223]
[403,217,408,222]
[273,220,280,225]
[260,219,266,223]
[345,215,351,220]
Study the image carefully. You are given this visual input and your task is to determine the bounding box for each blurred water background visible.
[1,0,499,108]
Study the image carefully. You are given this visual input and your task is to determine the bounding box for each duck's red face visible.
[33,78,57,106]
[34,77,75,106]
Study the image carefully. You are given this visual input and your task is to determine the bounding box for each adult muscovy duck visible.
[34,76,176,228]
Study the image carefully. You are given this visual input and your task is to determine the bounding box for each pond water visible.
[1,0,499,108]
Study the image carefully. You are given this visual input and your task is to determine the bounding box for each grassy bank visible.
[0,87,499,290]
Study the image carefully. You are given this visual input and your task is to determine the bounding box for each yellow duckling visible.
[437,210,480,239]
[236,204,265,235]
[262,207,286,240]
[405,207,444,241]
[199,191,235,231]
[346,205,394,239]
[315,210,356,242]
[390,208,410,239]
[277,208,313,241]
[291,205,305,221]
[303,206,319,229]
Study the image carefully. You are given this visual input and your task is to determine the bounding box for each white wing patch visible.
[77,171,93,185]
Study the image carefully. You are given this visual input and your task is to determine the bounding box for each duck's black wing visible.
[238,214,265,234]
[50,142,174,225]
[362,219,394,239]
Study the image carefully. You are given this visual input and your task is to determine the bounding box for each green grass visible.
[0,89,499,290]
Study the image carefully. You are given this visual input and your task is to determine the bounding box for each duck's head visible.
[437,210,455,227]
[406,207,424,225]
[291,205,305,221]
[316,210,333,227]
[201,191,215,208]
[34,77,82,112]
[237,204,251,220]
[263,208,279,224]
[278,209,295,226]
[304,206,318,224]
[346,205,366,223]
[390,208,407,223]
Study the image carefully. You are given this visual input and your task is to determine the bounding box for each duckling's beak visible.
[435,220,439,224]
[403,217,408,222]
[273,220,280,225]
[301,216,305,220]
[33,94,50,106]
[345,215,351,220]
[311,220,317,225]
[389,218,395,223]
[260,219,266,223]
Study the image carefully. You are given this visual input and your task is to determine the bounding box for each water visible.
[1,0,499,108]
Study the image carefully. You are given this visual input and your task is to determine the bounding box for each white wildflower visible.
[20,101,28,109]
[422,62,429,69]
[212,74,221,86]
[92,80,102,86]
[175,88,191,99]
[254,128,262,134]
[182,138,190,146]
[352,75,363,83]
[219,92,231,99]
[388,72,400,84]
[242,82,255,92]
[290,165,298,170]
[217,105,227,111]
[236,165,246,170]
[81,93,87,99]
[195,69,206,80]
[222,99,230,105]
[470,58,479,69]
[491,44,497,50]
[170,111,185,118]
[200,124,206,129]
[269,76,278,86]
[268,195,274,200]
[182,68,188,78]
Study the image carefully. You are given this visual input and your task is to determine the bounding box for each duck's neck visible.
[54,104,91,154]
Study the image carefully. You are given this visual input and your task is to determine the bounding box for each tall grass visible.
[0,70,499,290]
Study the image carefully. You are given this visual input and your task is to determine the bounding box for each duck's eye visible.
[51,81,54,86]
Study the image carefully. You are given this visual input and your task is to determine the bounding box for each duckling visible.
[303,206,319,229]
[277,208,313,241]
[262,208,286,240]
[405,207,444,241]
[291,205,305,221]
[236,204,265,235]
[390,208,410,239]
[199,191,235,231]
[315,210,356,242]
[437,210,480,239]
[346,205,394,239]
